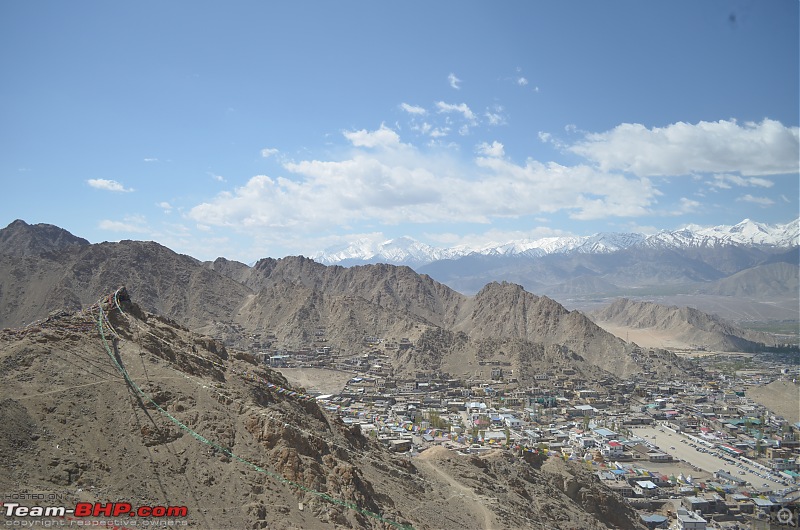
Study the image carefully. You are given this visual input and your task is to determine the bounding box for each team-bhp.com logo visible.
[3,501,188,518]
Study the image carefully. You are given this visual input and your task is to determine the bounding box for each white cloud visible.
[436,101,475,122]
[343,124,403,148]
[737,194,775,206]
[517,77,528,86]
[412,121,450,138]
[477,141,504,158]
[710,174,774,189]
[179,112,800,258]
[157,201,173,213]
[485,112,503,126]
[188,126,661,237]
[189,161,442,231]
[400,103,426,115]
[261,148,279,158]
[484,104,506,126]
[568,118,800,177]
[668,197,702,216]
[87,179,134,192]
[710,181,730,190]
[448,73,461,90]
[206,171,228,182]
[538,131,567,150]
[475,157,659,221]
[144,158,158,162]
[98,215,149,233]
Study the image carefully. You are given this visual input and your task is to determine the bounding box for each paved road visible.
[633,425,786,493]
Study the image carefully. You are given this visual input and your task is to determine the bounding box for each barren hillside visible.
[701,261,799,299]
[0,290,645,529]
[746,379,800,423]
[590,298,775,352]
[0,221,664,383]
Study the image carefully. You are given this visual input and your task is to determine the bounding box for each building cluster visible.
[255,334,800,529]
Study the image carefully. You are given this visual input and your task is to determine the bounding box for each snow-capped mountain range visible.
[312,218,800,266]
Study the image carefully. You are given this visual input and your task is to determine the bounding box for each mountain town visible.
[0,219,797,529]
[268,327,800,529]
[4,1,798,528]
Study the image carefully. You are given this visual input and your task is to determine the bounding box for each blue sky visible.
[1,1,798,263]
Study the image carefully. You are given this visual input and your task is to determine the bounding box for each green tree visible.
[755,437,764,456]
[427,410,450,430]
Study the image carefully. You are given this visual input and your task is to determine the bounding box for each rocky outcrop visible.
[544,458,645,529]
[591,297,773,351]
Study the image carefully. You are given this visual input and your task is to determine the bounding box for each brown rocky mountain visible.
[0,219,89,257]
[450,282,643,376]
[0,290,645,529]
[0,220,673,383]
[700,261,799,299]
[0,237,251,333]
[589,298,775,352]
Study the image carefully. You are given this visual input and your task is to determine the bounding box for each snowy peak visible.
[378,237,442,262]
[705,218,797,246]
[472,232,647,257]
[644,218,799,248]
[312,218,799,266]
[311,236,462,265]
[310,237,385,264]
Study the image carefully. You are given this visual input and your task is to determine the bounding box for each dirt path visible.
[415,457,497,529]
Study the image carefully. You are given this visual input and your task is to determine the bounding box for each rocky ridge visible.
[0,221,655,382]
[0,291,646,529]
[590,298,775,352]
[0,219,776,383]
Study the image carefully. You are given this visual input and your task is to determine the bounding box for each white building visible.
[674,509,706,530]
[573,404,597,417]
[602,440,624,459]
[634,480,658,497]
